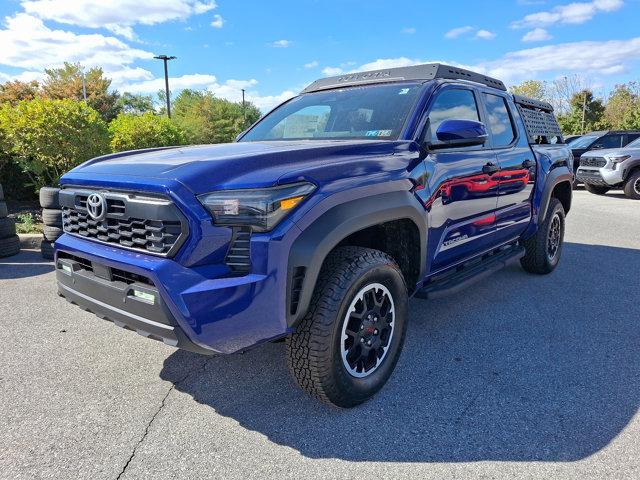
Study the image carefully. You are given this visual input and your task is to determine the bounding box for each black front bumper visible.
[56,254,213,355]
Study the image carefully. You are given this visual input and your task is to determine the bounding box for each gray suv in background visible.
[576,136,640,199]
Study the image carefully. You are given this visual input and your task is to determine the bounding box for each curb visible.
[19,234,43,250]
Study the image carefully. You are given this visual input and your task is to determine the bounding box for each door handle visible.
[523,159,535,168]
[482,162,500,174]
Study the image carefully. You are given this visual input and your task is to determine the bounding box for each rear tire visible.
[39,187,60,209]
[43,225,63,242]
[520,198,565,274]
[286,247,408,408]
[584,183,610,195]
[623,170,640,200]
[42,209,62,227]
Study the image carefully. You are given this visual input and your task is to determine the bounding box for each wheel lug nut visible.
[367,340,372,346]
[360,325,364,330]
[374,329,378,335]
[360,338,365,343]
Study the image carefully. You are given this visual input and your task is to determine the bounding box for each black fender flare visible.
[538,166,573,221]
[286,190,427,327]
[622,159,640,181]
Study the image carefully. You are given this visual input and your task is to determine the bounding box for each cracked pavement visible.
[1,189,640,479]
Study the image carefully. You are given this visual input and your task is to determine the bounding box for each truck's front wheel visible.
[286,247,408,408]
[623,170,640,200]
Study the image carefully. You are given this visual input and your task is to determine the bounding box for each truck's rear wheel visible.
[286,247,407,408]
[584,184,610,195]
[623,170,640,200]
[520,197,565,274]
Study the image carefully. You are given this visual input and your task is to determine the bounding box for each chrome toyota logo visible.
[86,193,106,221]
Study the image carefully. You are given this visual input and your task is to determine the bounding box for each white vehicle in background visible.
[576,137,640,199]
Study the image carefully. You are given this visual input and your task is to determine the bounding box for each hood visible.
[64,140,414,194]
[579,147,640,158]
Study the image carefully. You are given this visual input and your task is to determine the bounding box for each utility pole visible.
[241,88,246,127]
[154,55,176,118]
[581,91,587,135]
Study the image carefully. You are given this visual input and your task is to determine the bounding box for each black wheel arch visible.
[538,166,573,222]
[286,190,427,327]
[622,159,640,181]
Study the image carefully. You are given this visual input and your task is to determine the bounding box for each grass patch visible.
[15,213,43,234]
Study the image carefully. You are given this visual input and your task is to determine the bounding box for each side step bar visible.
[415,244,525,300]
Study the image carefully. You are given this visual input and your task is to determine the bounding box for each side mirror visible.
[431,119,488,149]
[591,144,603,150]
[235,129,249,142]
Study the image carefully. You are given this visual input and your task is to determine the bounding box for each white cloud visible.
[321,66,343,76]
[270,39,292,48]
[511,0,624,28]
[475,29,496,40]
[124,73,217,93]
[210,14,223,28]
[0,13,153,72]
[522,27,552,42]
[22,0,217,38]
[304,60,319,69]
[445,26,474,38]
[401,27,416,34]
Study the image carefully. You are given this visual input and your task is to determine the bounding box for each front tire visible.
[520,198,565,274]
[623,170,640,200]
[584,183,610,195]
[286,247,408,408]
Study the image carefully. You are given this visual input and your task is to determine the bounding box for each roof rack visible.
[301,63,507,93]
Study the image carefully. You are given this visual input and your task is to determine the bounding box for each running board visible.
[415,244,525,300]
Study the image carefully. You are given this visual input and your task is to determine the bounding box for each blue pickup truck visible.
[55,64,573,407]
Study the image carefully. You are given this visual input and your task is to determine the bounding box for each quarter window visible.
[483,93,515,147]
[428,89,480,140]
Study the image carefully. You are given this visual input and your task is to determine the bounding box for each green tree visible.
[172,90,261,144]
[117,92,156,115]
[41,62,121,122]
[557,90,605,135]
[509,80,547,101]
[109,112,186,152]
[603,82,640,130]
[0,80,40,105]
[0,98,110,190]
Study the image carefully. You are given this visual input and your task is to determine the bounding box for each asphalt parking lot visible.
[1,188,639,480]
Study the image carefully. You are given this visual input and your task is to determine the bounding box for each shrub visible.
[109,112,186,152]
[0,98,110,191]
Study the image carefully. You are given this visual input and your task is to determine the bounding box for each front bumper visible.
[576,167,623,187]
[54,233,292,354]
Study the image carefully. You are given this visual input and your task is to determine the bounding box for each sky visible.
[1,0,640,111]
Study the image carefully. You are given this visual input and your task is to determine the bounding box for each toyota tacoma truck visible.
[576,136,640,199]
[54,64,573,407]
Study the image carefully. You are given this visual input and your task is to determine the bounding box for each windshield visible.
[240,83,423,142]
[570,135,598,149]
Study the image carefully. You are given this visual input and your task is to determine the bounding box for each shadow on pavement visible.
[0,249,54,280]
[160,242,640,462]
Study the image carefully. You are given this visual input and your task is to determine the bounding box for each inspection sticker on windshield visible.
[366,130,392,137]
[398,88,410,95]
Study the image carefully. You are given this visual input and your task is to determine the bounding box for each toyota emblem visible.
[86,193,106,221]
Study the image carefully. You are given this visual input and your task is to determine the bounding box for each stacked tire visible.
[40,187,62,260]
[0,183,21,258]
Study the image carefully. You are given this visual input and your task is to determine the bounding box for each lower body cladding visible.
[576,167,621,187]
[54,234,291,355]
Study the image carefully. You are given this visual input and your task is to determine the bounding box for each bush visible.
[109,112,186,152]
[0,98,110,191]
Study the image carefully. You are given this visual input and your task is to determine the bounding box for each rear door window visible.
[483,93,516,147]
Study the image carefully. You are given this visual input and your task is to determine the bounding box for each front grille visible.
[59,188,188,257]
[581,157,606,168]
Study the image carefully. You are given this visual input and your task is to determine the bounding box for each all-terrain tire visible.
[0,217,16,238]
[520,198,565,274]
[0,201,7,218]
[43,225,63,242]
[39,187,60,209]
[286,246,408,408]
[41,240,55,260]
[0,234,20,258]
[42,209,62,227]
[584,183,610,195]
[623,170,640,200]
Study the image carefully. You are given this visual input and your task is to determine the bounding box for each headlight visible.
[197,182,316,232]
[607,155,630,169]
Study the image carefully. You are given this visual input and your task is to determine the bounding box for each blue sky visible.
[1,0,639,110]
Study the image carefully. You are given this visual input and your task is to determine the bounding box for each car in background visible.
[565,135,582,144]
[569,130,640,186]
[577,136,640,199]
